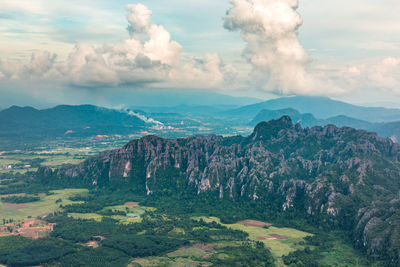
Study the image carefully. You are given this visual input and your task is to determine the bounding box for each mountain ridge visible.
[0,104,146,140]
[230,96,400,122]
[38,117,400,264]
[251,108,400,141]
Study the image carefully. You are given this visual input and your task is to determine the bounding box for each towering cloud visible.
[126,4,153,34]
[224,0,334,95]
[125,4,182,65]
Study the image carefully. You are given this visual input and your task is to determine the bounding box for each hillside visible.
[373,121,400,143]
[0,105,146,143]
[250,108,323,127]
[251,108,400,141]
[0,104,254,151]
[38,117,400,265]
[230,96,400,122]
[325,115,373,129]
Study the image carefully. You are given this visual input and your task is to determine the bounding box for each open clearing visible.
[68,202,153,224]
[168,246,210,258]
[0,146,111,174]
[0,188,87,221]
[257,234,289,240]
[131,254,213,267]
[237,219,271,227]
[68,213,104,222]
[2,203,30,209]
[124,202,140,206]
[195,216,312,258]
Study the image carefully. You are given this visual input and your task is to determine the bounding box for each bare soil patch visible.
[203,254,212,259]
[0,193,26,198]
[237,219,272,227]
[0,232,12,237]
[124,202,139,207]
[257,234,289,240]
[269,234,289,239]
[39,213,50,218]
[193,243,215,252]
[93,235,106,240]
[18,228,49,239]
[3,203,29,209]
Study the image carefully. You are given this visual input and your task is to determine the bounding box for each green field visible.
[68,203,153,224]
[68,212,144,224]
[131,245,217,267]
[0,189,88,222]
[195,216,312,258]
[0,159,20,165]
[129,215,314,266]
[0,168,37,174]
[168,246,209,258]
[191,217,372,266]
[0,146,115,174]
[68,213,104,222]
[105,204,154,214]
[131,256,212,267]
[319,236,373,267]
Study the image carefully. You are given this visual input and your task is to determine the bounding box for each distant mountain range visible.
[0,105,145,140]
[250,108,323,128]
[250,108,400,142]
[130,105,239,116]
[117,89,261,107]
[0,89,261,109]
[230,96,400,122]
[2,96,400,151]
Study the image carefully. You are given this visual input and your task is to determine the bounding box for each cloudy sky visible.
[1,0,400,107]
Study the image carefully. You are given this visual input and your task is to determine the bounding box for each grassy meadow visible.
[0,189,88,222]
[68,203,154,224]
[195,216,311,258]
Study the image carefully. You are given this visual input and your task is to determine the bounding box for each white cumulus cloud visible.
[314,56,400,100]
[0,4,232,90]
[355,57,400,94]
[24,51,57,78]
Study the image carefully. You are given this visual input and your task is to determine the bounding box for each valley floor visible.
[0,171,382,266]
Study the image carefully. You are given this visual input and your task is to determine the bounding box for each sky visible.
[1,0,400,108]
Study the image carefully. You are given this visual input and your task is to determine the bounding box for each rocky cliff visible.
[38,116,400,263]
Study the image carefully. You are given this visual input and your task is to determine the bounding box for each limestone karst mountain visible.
[38,117,400,263]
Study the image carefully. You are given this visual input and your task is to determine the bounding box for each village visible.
[0,218,55,240]
[0,217,106,247]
